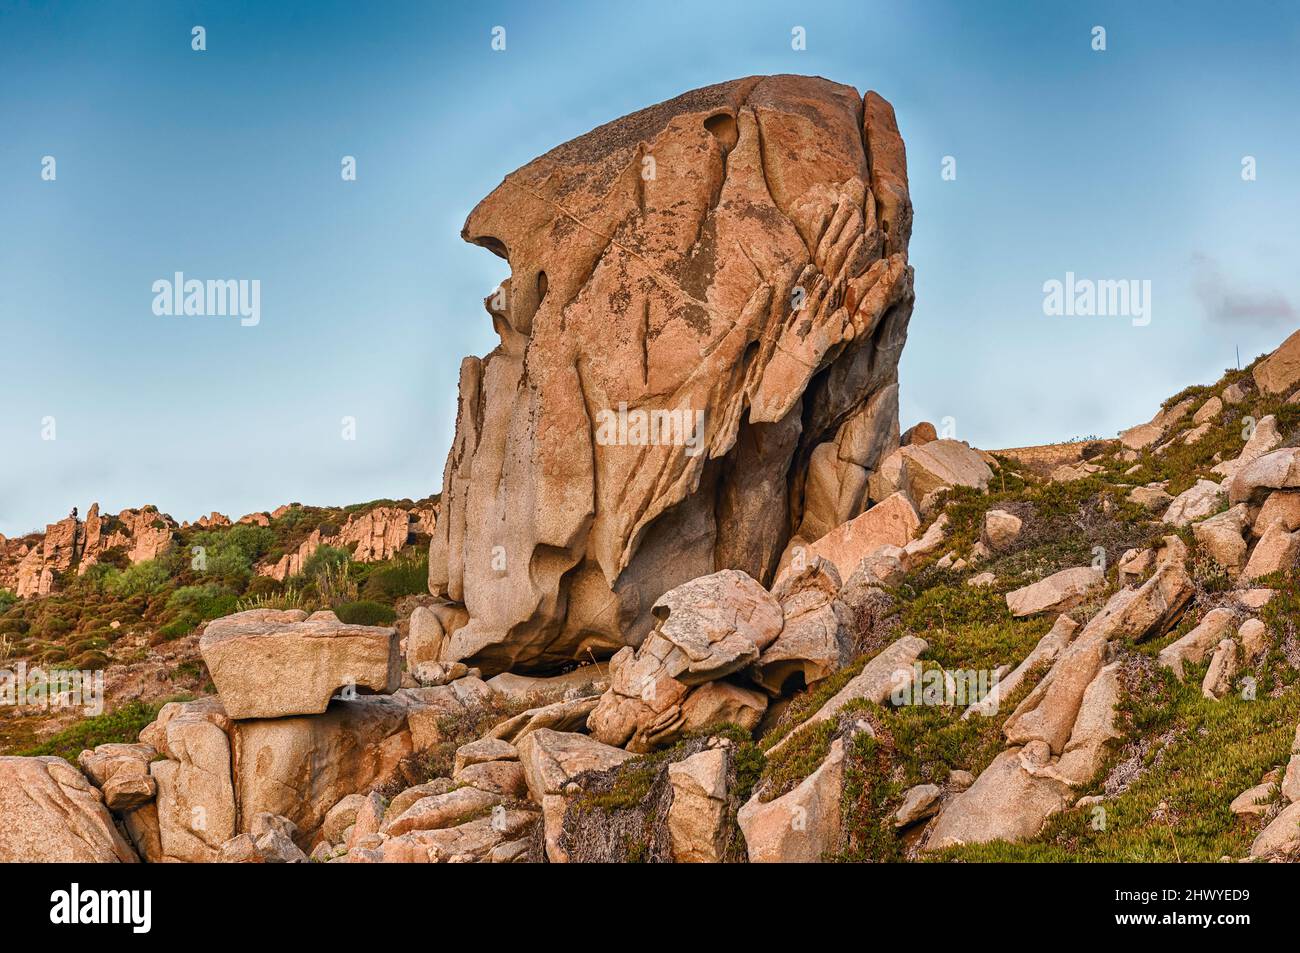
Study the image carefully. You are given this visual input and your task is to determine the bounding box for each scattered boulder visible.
[1282,725,1300,804]
[381,786,501,838]
[903,514,949,563]
[1253,328,1300,395]
[1250,801,1300,858]
[218,814,308,863]
[488,695,601,745]
[901,422,938,446]
[1239,618,1271,660]
[1117,547,1154,586]
[1228,448,1300,505]
[1230,781,1277,817]
[765,634,929,757]
[981,509,1022,552]
[1004,632,1107,755]
[1252,490,1300,538]
[1128,485,1173,511]
[322,794,367,845]
[587,569,782,751]
[1193,396,1223,425]
[1156,607,1237,680]
[143,698,237,862]
[1191,504,1249,575]
[965,615,1078,719]
[77,743,156,811]
[1051,462,1102,483]
[1119,397,1195,451]
[517,729,634,801]
[754,558,851,694]
[1005,567,1104,618]
[1201,639,1239,700]
[1223,381,1251,405]
[738,739,846,862]
[486,664,608,700]
[679,681,768,734]
[667,747,729,863]
[868,440,993,510]
[1242,521,1300,582]
[1162,479,1224,526]
[791,492,919,583]
[407,602,467,667]
[893,783,941,827]
[1050,661,1122,786]
[1084,536,1192,642]
[925,746,1071,852]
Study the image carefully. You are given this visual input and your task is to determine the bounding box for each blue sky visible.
[2,0,1298,536]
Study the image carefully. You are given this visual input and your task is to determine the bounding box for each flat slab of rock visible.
[893,783,941,827]
[486,664,608,700]
[1005,567,1104,618]
[201,608,400,720]
[1250,800,1300,858]
[965,615,1078,719]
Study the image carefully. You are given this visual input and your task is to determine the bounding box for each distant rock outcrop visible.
[1,503,178,598]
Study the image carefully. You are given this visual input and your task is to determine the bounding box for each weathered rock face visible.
[232,696,418,844]
[1,503,178,597]
[428,76,915,674]
[0,756,139,862]
[257,503,438,581]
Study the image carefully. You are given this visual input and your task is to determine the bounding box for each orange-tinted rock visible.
[429,76,915,673]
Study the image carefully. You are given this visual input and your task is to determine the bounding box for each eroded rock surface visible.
[428,76,915,673]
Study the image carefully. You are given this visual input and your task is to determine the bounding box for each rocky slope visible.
[4,76,1300,864]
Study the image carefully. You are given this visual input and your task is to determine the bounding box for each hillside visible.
[3,75,1299,867]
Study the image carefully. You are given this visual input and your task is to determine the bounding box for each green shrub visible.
[334,600,397,626]
[166,584,237,622]
[301,545,351,579]
[236,585,309,613]
[155,616,198,640]
[0,589,16,613]
[189,524,275,583]
[108,560,172,596]
[362,551,429,602]
[17,700,167,762]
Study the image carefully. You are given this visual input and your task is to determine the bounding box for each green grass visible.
[14,699,174,763]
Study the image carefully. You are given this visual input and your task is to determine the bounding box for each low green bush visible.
[334,600,397,626]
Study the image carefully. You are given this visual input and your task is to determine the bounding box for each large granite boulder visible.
[428,76,915,673]
[200,609,400,720]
